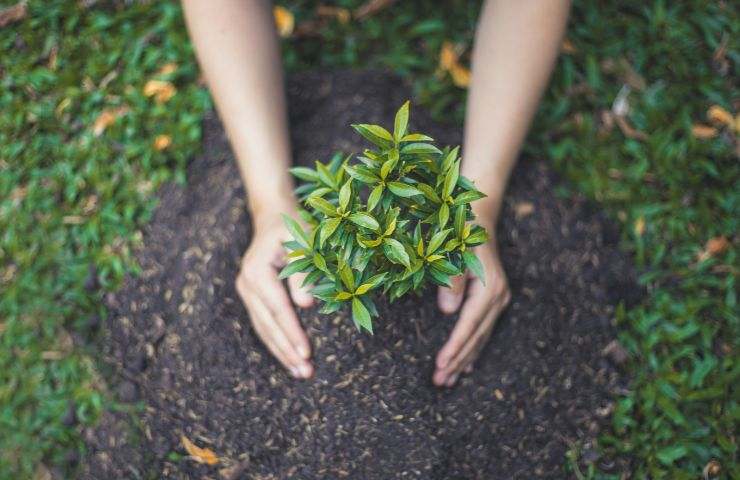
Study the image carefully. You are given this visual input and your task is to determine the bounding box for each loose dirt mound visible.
[81,70,636,479]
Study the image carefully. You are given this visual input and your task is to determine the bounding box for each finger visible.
[440,304,502,386]
[435,280,492,371]
[437,274,467,314]
[253,272,312,360]
[287,272,315,308]
[244,294,310,377]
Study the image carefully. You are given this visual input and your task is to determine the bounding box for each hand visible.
[235,208,315,378]
[433,238,511,387]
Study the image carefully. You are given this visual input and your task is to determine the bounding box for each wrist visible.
[250,192,299,231]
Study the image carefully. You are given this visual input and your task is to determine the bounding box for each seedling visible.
[280,102,489,333]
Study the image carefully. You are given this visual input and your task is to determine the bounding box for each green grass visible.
[1,0,737,478]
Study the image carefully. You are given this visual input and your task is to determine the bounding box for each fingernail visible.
[446,373,459,387]
[296,345,309,359]
[437,356,449,369]
[289,366,300,378]
[298,363,311,378]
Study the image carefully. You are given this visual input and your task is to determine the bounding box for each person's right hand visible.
[235,209,315,378]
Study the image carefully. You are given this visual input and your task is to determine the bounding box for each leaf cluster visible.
[281,102,488,333]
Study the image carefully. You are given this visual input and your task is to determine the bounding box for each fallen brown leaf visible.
[0,1,27,28]
[354,0,396,20]
[158,62,178,76]
[143,79,176,104]
[93,106,129,136]
[691,123,718,139]
[438,41,470,88]
[181,435,219,465]
[514,201,535,219]
[273,5,294,38]
[707,105,734,127]
[703,459,721,479]
[317,5,350,24]
[697,236,730,262]
[633,216,645,237]
[561,38,577,54]
[615,116,648,141]
[153,134,172,151]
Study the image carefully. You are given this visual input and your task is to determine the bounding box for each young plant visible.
[280,102,489,333]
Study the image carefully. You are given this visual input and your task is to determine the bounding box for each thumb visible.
[437,274,467,314]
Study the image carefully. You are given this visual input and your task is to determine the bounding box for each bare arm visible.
[434,0,571,386]
[182,0,314,379]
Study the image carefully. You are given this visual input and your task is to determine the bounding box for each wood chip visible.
[181,434,219,465]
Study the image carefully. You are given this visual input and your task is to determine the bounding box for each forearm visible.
[182,0,295,223]
[463,0,571,225]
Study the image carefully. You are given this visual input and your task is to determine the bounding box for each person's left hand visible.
[433,238,511,387]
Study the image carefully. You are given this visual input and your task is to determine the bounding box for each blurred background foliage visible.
[0,0,737,478]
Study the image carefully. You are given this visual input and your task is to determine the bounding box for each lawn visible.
[1,0,737,478]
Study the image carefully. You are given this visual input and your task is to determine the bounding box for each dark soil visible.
[80,70,637,479]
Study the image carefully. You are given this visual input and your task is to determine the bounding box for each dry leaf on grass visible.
[354,0,396,21]
[143,79,176,104]
[181,435,219,465]
[561,38,577,54]
[93,106,129,136]
[691,123,718,139]
[697,236,730,262]
[158,62,178,76]
[438,41,471,88]
[273,5,294,37]
[707,105,734,128]
[0,1,27,28]
[317,5,350,24]
[153,134,172,151]
[633,216,645,237]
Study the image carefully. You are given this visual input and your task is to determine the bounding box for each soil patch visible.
[81,70,637,479]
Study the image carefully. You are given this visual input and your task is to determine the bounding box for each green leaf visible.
[400,133,434,142]
[278,257,313,279]
[462,250,485,284]
[380,151,399,179]
[348,212,380,231]
[441,146,459,173]
[352,124,394,149]
[320,217,342,246]
[308,196,338,217]
[427,228,453,255]
[465,227,489,245]
[438,203,449,228]
[282,214,310,249]
[339,179,352,211]
[289,166,319,183]
[655,445,687,466]
[312,252,330,274]
[367,184,384,212]
[344,165,379,184]
[394,101,410,141]
[335,291,353,301]
[401,142,442,155]
[316,161,336,189]
[387,181,422,198]
[417,183,441,203]
[453,189,486,205]
[352,297,373,333]
[339,264,355,291]
[454,204,466,236]
[428,267,452,287]
[383,238,411,268]
[443,160,460,198]
[431,259,460,275]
